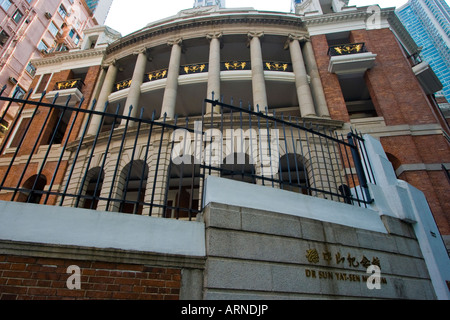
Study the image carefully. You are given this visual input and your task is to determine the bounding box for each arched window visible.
[221,152,256,184]
[278,153,310,195]
[167,156,201,219]
[81,167,104,210]
[117,160,149,214]
[17,175,47,204]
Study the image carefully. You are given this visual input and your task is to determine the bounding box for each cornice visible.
[31,48,106,67]
[105,12,307,57]
[302,6,395,26]
[0,239,206,270]
[386,10,420,55]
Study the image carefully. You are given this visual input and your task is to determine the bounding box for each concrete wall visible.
[202,201,436,299]
[0,201,205,257]
[0,201,205,300]
[0,134,448,300]
[200,135,450,300]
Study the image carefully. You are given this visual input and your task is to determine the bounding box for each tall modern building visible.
[193,0,225,8]
[85,0,114,24]
[396,0,450,103]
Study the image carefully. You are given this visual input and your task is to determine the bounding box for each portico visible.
[86,10,330,134]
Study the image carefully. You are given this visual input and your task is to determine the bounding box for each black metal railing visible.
[263,62,293,72]
[113,61,293,92]
[145,69,168,83]
[0,87,376,222]
[54,79,84,91]
[115,78,132,91]
[181,63,209,75]
[221,61,251,71]
[201,97,375,207]
[328,43,368,57]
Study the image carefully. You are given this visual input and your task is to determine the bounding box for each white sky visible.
[105,0,409,36]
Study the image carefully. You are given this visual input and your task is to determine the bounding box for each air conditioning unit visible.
[45,12,52,19]
[8,77,18,85]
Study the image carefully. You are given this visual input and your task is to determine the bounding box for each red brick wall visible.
[0,66,102,204]
[310,34,350,123]
[312,28,450,237]
[0,254,181,300]
[380,134,450,236]
[354,29,438,126]
[400,170,449,235]
[311,28,441,126]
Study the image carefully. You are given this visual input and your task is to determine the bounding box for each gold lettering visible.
[319,271,333,279]
[306,249,320,264]
[305,269,316,278]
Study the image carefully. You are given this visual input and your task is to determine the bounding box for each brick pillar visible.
[310,35,349,122]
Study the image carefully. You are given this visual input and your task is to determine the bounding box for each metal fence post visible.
[347,133,373,203]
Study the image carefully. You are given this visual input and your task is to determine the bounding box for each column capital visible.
[167,38,183,47]
[206,32,223,40]
[102,59,119,70]
[247,31,264,39]
[133,46,149,55]
[132,47,152,62]
[247,32,264,48]
[289,33,310,41]
[167,38,185,53]
[284,33,310,49]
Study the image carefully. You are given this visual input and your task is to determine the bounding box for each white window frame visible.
[48,21,59,37]
[0,0,12,12]
[4,109,35,152]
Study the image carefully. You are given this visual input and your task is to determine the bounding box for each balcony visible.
[54,79,84,91]
[412,61,443,95]
[114,61,294,93]
[263,61,293,72]
[115,78,132,91]
[328,43,377,75]
[328,43,367,56]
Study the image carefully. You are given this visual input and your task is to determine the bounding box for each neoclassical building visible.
[0,1,449,301]
[2,3,449,228]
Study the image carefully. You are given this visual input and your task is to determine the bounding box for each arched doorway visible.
[167,156,201,219]
[17,175,47,204]
[81,167,104,210]
[117,160,149,214]
[278,153,310,195]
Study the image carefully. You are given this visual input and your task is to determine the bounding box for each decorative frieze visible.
[328,43,367,56]
[146,69,168,82]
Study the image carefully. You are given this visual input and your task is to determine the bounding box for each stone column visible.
[248,32,268,112]
[303,40,330,118]
[161,39,183,119]
[286,35,316,118]
[206,33,222,114]
[122,49,148,124]
[88,62,118,135]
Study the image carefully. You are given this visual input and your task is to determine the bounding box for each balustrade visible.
[54,79,84,91]
[113,61,293,92]
[328,43,367,56]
